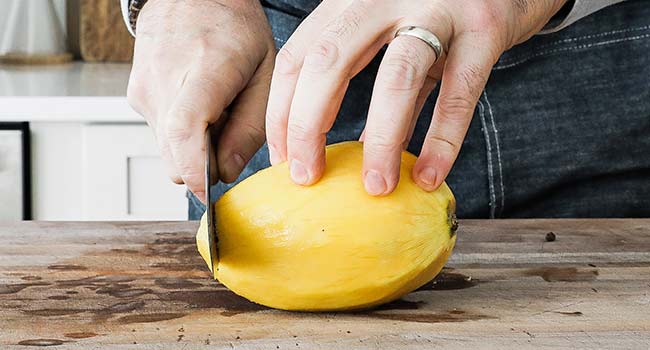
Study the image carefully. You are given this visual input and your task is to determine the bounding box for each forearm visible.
[541,0,627,33]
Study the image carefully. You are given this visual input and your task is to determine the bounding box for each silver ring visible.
[395,26,443,63]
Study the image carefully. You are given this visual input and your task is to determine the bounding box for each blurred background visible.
[0,0,188,221]
[0,0,66,37]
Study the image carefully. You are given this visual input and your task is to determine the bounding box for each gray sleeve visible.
[540,0,627,34]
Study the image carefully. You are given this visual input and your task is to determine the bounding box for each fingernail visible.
[364,170,387,196]
[290,159,310,185]
[417,167,438,191]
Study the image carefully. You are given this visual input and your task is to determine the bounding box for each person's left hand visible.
[265,0,568,195]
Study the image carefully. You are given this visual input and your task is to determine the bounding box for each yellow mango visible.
[197,141,457,311]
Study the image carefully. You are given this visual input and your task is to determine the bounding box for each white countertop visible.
[0,62,142,123]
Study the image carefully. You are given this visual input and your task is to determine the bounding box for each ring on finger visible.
[395,26,444,63]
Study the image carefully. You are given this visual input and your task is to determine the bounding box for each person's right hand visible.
[127,0,276,203]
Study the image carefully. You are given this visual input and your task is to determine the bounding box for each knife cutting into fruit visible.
[123,0,649,313]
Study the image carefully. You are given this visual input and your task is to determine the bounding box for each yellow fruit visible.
[196,141,457,311]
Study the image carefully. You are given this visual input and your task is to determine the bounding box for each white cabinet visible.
[31,122,188,220]
[30,122,84,220]
[1,62,188,221]
[82,124,187,220]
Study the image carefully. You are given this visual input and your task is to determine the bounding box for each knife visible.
[205,124,221,277]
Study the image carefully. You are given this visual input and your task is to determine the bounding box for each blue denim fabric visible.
[189,0,650,220]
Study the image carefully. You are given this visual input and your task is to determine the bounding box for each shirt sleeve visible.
[121,0,136,37]
[540,0,627,34]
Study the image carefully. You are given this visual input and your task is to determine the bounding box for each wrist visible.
[133,0,265,33]
[125,0,261,36]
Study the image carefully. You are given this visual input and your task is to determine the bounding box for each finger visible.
[265,1,353,166]
[218,54,274,183]
[155,127,184,184]
[134,89,185,186]
[404,77,438,149]
[286,1,395,186]
[166,60,249,203]
[414,32,500,191]
[360,63,439,147]
[362,35,438,196]
[404,29,449,149]
[128,65,183,183]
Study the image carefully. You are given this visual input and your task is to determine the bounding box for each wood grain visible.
[79,0,134,62]
[1,220,649,349]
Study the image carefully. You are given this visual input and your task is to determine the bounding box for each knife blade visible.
[205,125,220,277]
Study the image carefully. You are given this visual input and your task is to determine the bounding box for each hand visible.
[127,0,276,203]
[266,0,568,195]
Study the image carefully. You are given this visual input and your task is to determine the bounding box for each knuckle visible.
[275,43,302,75]
[437,93,477,120]
[465,3,509,46]
[220,56,248,89]
[458,63,489,98]
[300,0,370,75]
[287,122,319,144]
[428,134,460,153]
[379,51,424,92]
[126,78,147,113]
[170,102,199,122]
[303,38,340,73]
[364,136,404,156]
[179,172,202,189]
[169,174,184,184]
[239,120,266,147]
[164,118,194,145]
[171,158,201,181]
[197,57,246,99]
[481,12,502,33]
[470,2,503,31]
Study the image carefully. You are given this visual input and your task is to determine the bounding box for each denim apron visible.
[189,0,650,219]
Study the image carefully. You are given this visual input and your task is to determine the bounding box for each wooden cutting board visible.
[76,0,134,62]
[1,219,649,349]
